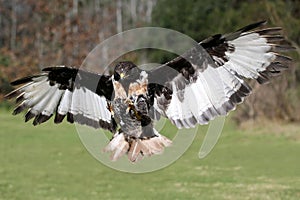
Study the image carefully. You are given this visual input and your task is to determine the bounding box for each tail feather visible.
[128,140,143,162]
[141,131,172,155]
[103,133,129,161]
[104,129,172,162]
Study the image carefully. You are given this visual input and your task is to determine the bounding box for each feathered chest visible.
[111,70,149,123]
[112,71,148,100]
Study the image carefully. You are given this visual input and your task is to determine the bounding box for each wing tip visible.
[4,89,19,99]
[237,20,267,33]
[10,77,33,86]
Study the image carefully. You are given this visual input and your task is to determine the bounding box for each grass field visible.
[0,109,300,200]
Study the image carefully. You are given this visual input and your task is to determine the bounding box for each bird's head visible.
[113,61,139,81]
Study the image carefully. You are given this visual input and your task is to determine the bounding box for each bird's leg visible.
[125,98,134,114]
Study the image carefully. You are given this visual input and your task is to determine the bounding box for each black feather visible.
[67,112,74,123]
[25,111,35,122]
[33,114,52,126]
[16,93,25,103]
[11,75,44,86]
[237,20,267,33]
[4,89,21,99]
[13,103,26,115]
[54,113,66,124]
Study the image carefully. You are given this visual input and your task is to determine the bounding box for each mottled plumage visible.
[5,21,293,162]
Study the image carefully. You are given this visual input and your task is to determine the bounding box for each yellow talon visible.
[125,98,133,105]
[126,106,131,114]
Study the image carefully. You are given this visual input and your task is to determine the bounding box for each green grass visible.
[0,109,300,200]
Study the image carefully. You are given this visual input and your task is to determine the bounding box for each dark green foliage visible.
[151,0,300,122]
[0,54,11,67]
[0,76,13,94]
[152,0,299,43]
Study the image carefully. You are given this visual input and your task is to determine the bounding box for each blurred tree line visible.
[0,0,299,123]
[0,0,156,94]
[151,0,300,123]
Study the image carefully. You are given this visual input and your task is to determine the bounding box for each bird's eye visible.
[114,71,120,81]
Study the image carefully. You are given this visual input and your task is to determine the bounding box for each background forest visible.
[0,0,299,124]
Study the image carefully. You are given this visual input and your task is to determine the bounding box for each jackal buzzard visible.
[5,21,293,162]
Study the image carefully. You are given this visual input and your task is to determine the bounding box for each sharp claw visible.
[126,106,131,114]
[125,98,132,105]
[125,98,134,114]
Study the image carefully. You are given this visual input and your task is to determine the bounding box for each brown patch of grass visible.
[238,118,300,141]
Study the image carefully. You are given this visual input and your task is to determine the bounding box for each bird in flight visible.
[5,21,293,162]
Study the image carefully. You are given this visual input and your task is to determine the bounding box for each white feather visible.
[185,80,208,122]
[216,67,241,97]
[31,75,48,83]
[25,84,52,108]
[98,95,109,121]
[94,92,104,120]
[41,86,64,116]
[23,82,50,100]
[200,66,227,110]
[69,87,111,123]
[232,33,263,44]
[23,79,48,93]
[57,90,73,115]
[85,89,95,119]
[13,82,33,93]
[224,32,278,79]
[31,86,57,114]
[70,87,82,115]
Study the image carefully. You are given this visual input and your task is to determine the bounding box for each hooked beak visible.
[120,73,125,79]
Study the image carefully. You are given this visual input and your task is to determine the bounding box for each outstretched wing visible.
[149,21,293,128]
[5,66,116,131]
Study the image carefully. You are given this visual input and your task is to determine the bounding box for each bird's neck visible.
[112,71,148,100]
